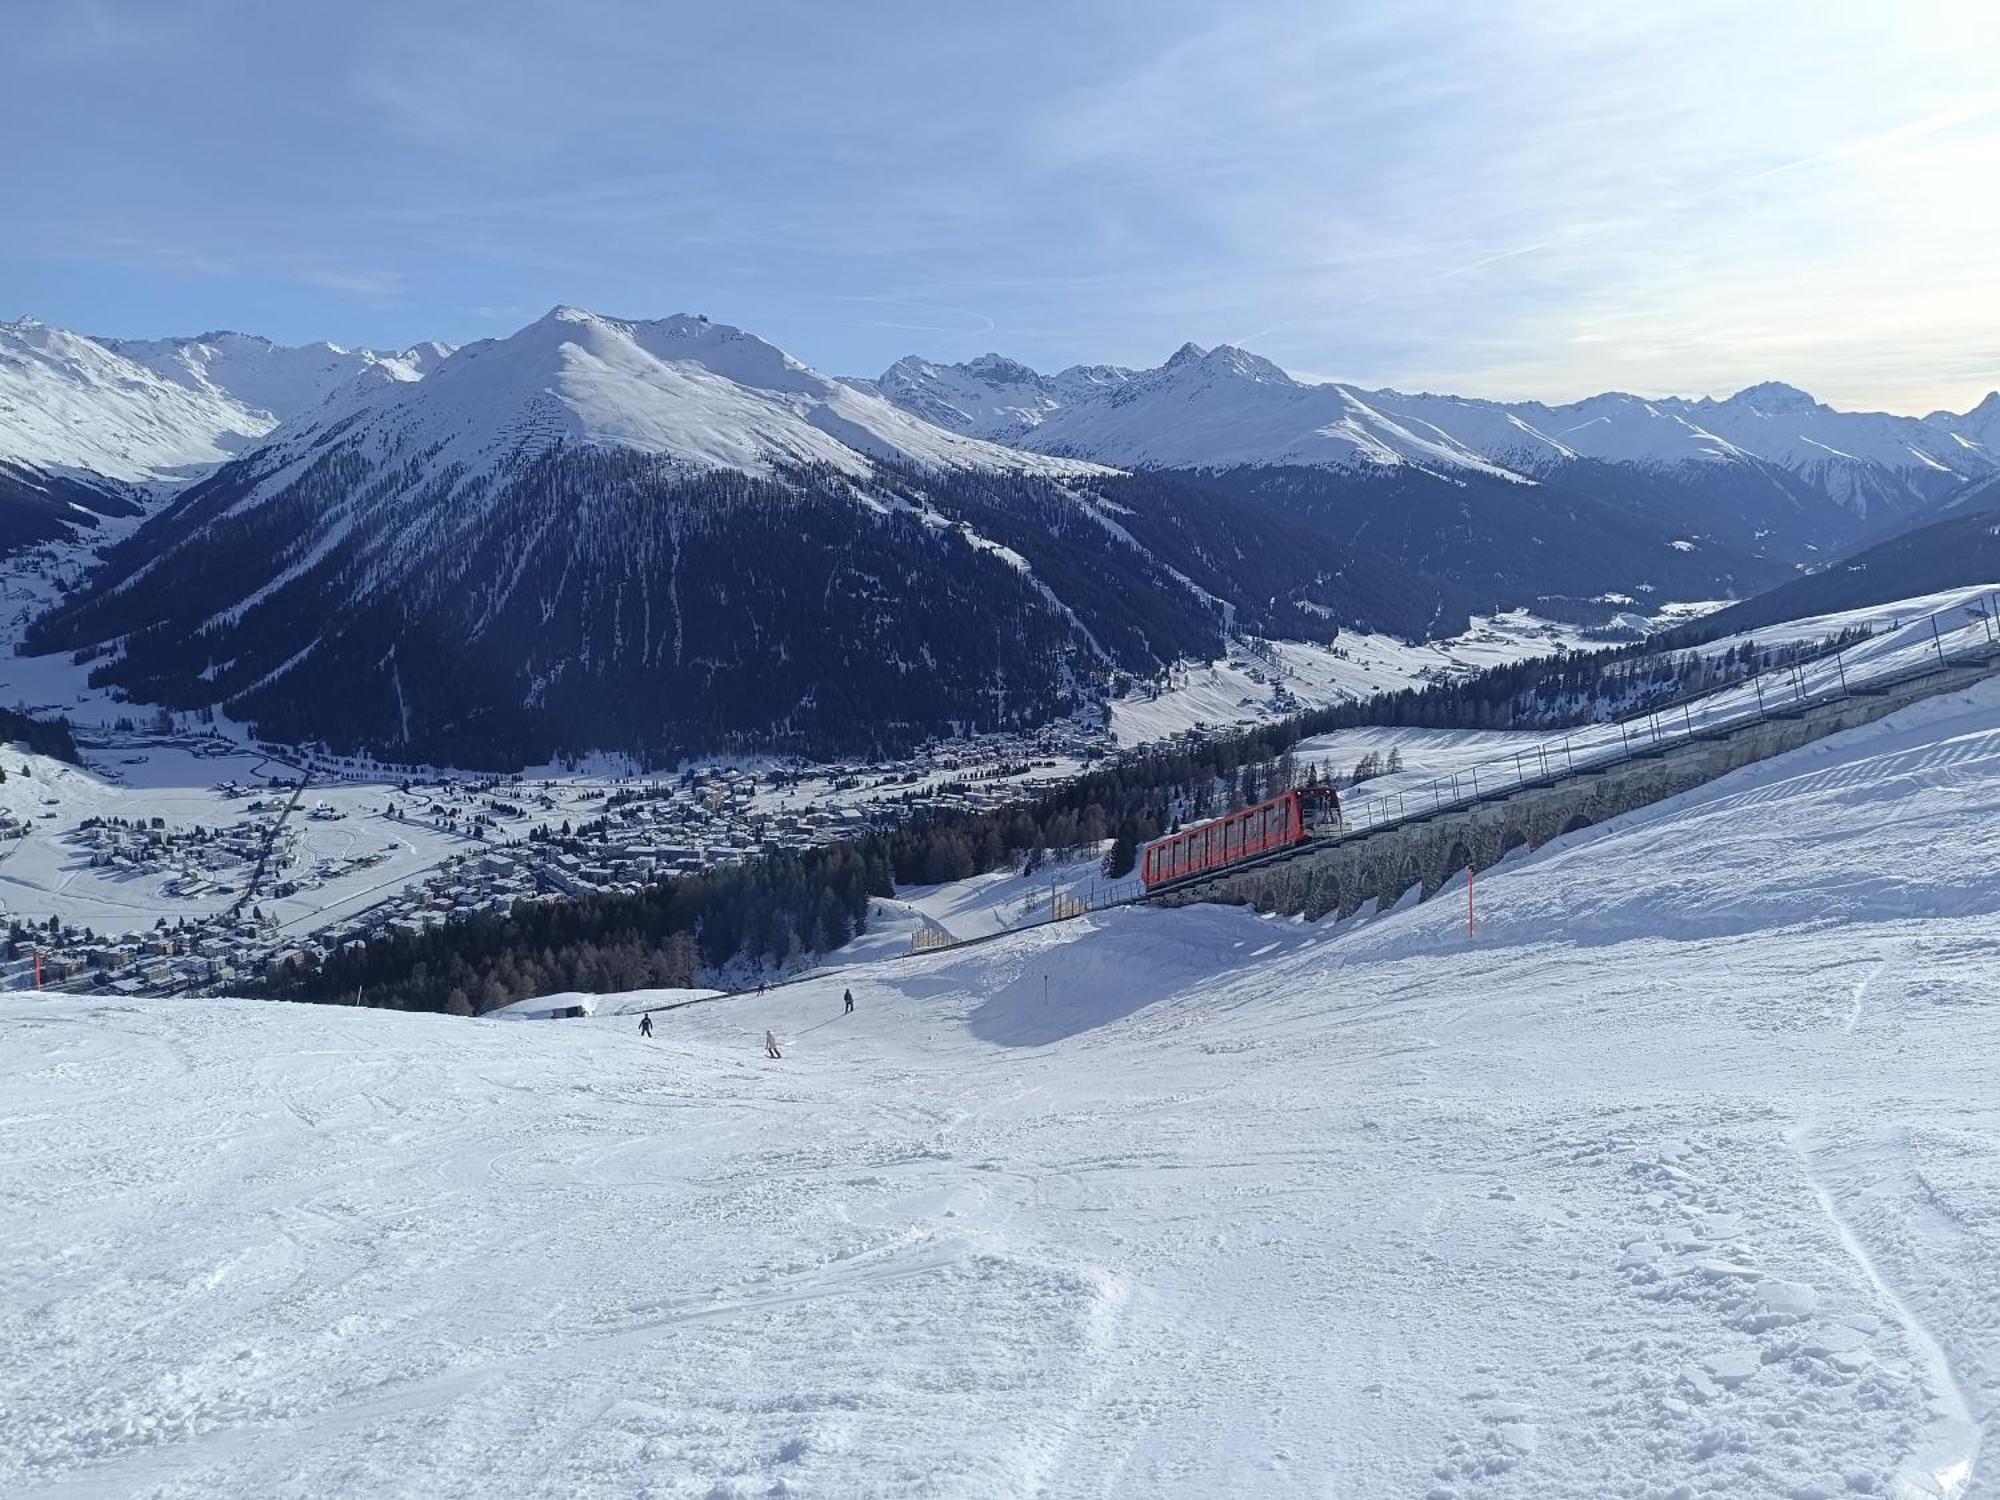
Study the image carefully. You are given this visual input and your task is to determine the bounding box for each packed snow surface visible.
[9,668,2000,1495]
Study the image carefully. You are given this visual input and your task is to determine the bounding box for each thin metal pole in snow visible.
[1931,615,1946,666]
[1467,863,1476,939]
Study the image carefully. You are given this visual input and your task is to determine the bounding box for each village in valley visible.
[0,719,1114,998]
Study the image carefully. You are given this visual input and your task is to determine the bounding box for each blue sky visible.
[8,0,1999,412]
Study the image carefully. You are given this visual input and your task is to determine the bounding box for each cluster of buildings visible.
[68,814,276,899]
[18,719,1108,997]
[17,908,281,997]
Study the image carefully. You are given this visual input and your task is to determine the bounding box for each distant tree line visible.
[0,707,80,764]
[267,840,894,1015]
[1277,628,1871,737]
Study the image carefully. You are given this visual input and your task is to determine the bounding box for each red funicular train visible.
[1140,785,1343,891]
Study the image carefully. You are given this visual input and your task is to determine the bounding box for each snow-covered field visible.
[1107,610,1597,746]
[9,661,2000,1495]
[839,853,1119,962]
[0,745,486,935]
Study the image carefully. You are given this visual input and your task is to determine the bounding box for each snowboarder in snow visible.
[843,988,854,1015]
[638,1013,653,1039]
[764,1029,782,1059]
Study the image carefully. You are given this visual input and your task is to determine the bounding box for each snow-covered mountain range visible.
[32,306,1480,767]
[102,328,452,432]
[860,346,2000,519]
[0,317,446,488]
[233,305,1105,489]
[15,301,1991,765]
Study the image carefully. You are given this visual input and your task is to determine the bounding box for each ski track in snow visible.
[10,681,2000,1495]
[1793,1125,1980,1500]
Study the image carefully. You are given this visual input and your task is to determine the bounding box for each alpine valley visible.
[11,306,2000,769]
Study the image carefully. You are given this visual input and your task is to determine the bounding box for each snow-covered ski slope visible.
[1300,583,2000,836]
[10,679,2000,1495]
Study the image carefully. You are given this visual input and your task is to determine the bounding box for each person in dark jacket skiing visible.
[639,1013,653,1039]
[843,988,854,1015]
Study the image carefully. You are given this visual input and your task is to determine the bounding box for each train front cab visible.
[1297,784,1343,836]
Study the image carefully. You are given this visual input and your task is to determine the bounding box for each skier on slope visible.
[844,988,854,1015]
[765,1029,782,1060]
[639,1013,653,1039]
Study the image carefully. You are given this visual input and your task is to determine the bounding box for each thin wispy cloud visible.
[3,0,1995,411]
[292,269,409,307]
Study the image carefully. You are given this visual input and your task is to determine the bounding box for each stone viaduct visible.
[1154,645,2000,922]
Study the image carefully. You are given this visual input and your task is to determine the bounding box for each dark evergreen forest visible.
[28,450,1479,769]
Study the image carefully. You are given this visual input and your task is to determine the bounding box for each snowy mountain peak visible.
[1723,380,1819,412]
[100,327,455,425]
[0,319,272,484]
[863,339,2000,511]
[1192,344,1295,386]
[962,352,1042,384]
[256,305,1103,490]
